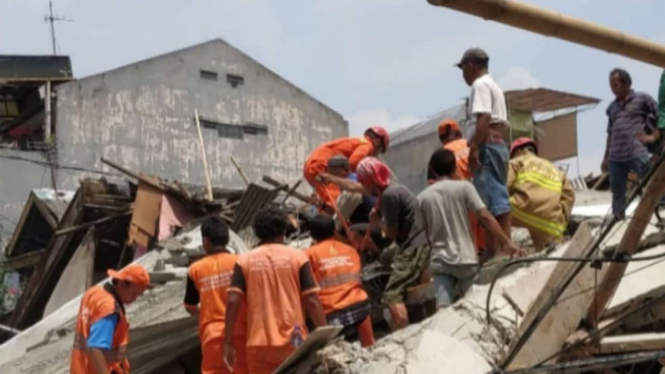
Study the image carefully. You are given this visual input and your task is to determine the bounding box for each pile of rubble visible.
[4,156,665,374]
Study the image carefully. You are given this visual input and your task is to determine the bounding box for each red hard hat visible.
[367,126,390,152]
[510,137,538,157]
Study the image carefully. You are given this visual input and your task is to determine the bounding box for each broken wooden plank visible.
[55,210,132,236]
[273,325,343,374]
[44,228,95,316]
[194,109,214,200]
[262,176,310,203]
[9,189,85,330]
[101,157,164,192]
[566,291,665,349]
[592,172,609,190]
[586,159,665,327]
[2,249,46,270]
[597,333,665,354]
[281,179,303,206]
[503,221,604,370]
[230,155,251,186]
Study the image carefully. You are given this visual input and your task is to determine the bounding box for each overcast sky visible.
[2,0,664,177]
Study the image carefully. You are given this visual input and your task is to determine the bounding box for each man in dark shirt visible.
[602,68,659,219]
[356,157,430,331]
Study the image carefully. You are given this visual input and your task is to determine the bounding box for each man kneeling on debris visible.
[183,216,247,374]
[305,214,375,347]
[356,157,431,330]
[224,207,327,374]
[508,137,575,251]
[70,264,150,374]
[419,149,524,308]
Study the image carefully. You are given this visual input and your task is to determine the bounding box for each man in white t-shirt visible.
[456,47,511,259]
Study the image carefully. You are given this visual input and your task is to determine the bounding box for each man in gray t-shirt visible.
[419,148,523,308]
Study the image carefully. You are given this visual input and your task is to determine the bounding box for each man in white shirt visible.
[456,48,512,260]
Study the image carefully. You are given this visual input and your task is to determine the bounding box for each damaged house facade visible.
[0,39,347,234]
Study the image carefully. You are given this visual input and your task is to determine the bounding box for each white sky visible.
[2,0,664,177]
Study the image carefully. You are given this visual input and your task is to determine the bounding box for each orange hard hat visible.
[108,264,150,287]
[366,126,390,152]
[438,119,461,136]
[510,137,538,157]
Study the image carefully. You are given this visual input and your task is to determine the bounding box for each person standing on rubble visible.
[70,264,150,374]
[304,126,390,213]
[305,214,375,347]
[223,207,327,374]
[508,138,576,251]
[355,157,430,331]
[419,149,524,308]
[183,216,247,374]
[456,47,512,257]
[601,68,659,220]
[435,118,486,256]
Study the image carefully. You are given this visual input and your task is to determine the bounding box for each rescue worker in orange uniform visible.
[223,207,327,374]
[305,214,375,347]
[435,119,486,256]
[184,216,248,374]
[70,264,150,374]
[304,126,390,212]
[508,137,576,251]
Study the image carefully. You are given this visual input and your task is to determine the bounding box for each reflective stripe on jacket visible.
[70,285,130,374]
[305,239,368,315]
[507,153,575,238]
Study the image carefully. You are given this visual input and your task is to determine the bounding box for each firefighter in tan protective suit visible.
[508,137,576,251]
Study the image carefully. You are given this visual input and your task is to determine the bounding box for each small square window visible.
[200,70,218,81]
[226,74,244,88]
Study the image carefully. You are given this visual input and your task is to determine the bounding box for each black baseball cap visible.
[455,48,490,68]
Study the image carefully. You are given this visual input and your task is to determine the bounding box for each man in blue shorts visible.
[456,47,512,257]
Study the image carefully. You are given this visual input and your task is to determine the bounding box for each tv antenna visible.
[44,0,71,55]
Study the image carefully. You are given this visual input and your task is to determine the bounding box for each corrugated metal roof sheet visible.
[505,88,600,113]
[0,55,73,81]
[390,103,468,148]
[388,104,466,152]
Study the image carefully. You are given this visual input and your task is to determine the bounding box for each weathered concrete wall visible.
[55,39,347,191]
[0,150,52,236]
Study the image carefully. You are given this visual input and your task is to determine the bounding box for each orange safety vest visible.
[70,285,130,374]
[187,252,247,344]
[229,243,318,348]
[305,239,367,315]
[444,138,472,180]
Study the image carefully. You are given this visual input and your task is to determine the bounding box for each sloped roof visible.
[505,88,600,113]
[0,55,73,82]
[390,103,467,148]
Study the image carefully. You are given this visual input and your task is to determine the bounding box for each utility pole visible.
[44,0,70,55]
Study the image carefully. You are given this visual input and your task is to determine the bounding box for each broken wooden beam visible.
[281,179,303,206]
[262,176,310,203]
[2,249,46,270]
[101,158,164,192]
[194,109,214,201]
[230,156,251,186]
[596,333,665,354]
[55,210,132,236]
[585,159,665,328]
